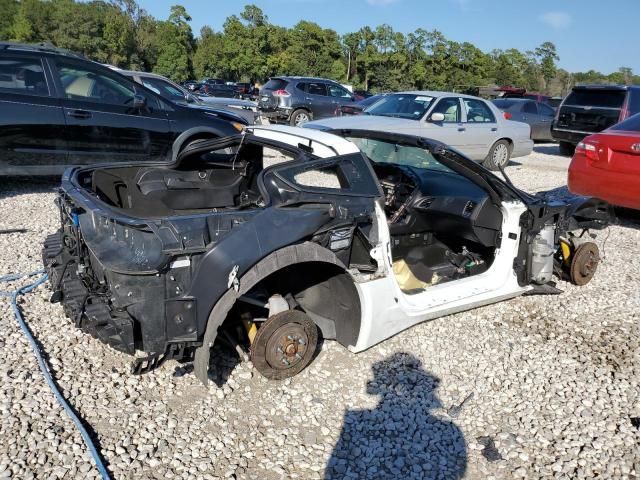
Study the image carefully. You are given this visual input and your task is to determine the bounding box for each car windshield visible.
[346,137,453,173]
[363,93,434,120]
[358,94,386,108]
[141,76,194,104]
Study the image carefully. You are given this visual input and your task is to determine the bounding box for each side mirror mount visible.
[132,94,147,110]
[429,112,445,122]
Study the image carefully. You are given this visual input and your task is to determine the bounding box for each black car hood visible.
[179,103,248,125]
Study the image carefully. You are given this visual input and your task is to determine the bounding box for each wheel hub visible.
[569,242,600,286]
[493,144,508,164]
[250,310,318,380]
[265,324,308,369]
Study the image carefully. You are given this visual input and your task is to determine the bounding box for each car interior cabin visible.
[83,135,503,293]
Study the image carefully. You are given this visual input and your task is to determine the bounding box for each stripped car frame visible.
[42,126,610,383]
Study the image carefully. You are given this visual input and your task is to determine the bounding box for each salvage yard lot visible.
[1,144,639,479]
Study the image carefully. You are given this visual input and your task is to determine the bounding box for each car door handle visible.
[491,127,498,131]
[67,109,92,119]
[458,127,466,132]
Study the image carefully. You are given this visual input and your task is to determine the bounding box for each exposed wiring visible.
[601,226,611,262]
[1,270,111,479]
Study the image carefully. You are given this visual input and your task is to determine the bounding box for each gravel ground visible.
[0,144,639,480]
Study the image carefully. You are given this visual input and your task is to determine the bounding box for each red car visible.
[568,113,640,210]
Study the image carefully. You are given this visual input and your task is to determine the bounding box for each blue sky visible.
[137,0,639,73]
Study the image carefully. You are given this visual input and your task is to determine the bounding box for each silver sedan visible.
[304,91,533,170]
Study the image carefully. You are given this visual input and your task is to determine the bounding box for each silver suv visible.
[258,76,356,126]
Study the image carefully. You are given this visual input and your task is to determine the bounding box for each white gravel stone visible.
[0,144,639,479]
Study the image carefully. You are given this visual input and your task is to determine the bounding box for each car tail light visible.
[576,141,600,161]
[273,89,290,97]
[503,112,512,120]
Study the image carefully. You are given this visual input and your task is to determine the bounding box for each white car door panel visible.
[421,97,475,157]
[461,98,499,160]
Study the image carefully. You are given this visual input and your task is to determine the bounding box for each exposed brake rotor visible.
[250,310,318,380]
[569,242,600,286]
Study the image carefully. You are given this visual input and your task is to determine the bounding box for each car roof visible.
[388,91,487,100]
[573,84,640,92]
[494,98,533,103]
[0,41,87,60]
[273,76,342,83]
[115,69,168,81]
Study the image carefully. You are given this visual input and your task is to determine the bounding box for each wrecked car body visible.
[42,126,611,383]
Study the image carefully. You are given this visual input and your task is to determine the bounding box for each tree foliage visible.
[0,1,637,94]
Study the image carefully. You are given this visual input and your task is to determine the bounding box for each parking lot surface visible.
[0,144,638,479]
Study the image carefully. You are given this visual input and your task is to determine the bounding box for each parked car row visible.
[2,40,638,218]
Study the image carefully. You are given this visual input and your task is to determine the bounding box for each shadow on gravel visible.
[206,342,242,387]
[0,176,60,201]
[533,144,562,156]
[614,207,640,229]
[325,353,467,479]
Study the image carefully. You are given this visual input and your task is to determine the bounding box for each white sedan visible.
[304,91,533,170]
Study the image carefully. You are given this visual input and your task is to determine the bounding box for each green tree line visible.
[1,0,638,94]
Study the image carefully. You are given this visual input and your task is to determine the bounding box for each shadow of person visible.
[326,353,467,480]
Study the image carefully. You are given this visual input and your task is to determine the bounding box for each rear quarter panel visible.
[502,119,533,158]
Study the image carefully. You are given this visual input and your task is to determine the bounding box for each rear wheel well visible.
[193,243,356,385]
[237,262,361,348]
[497,137,513,151]
[289,108,313,126]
